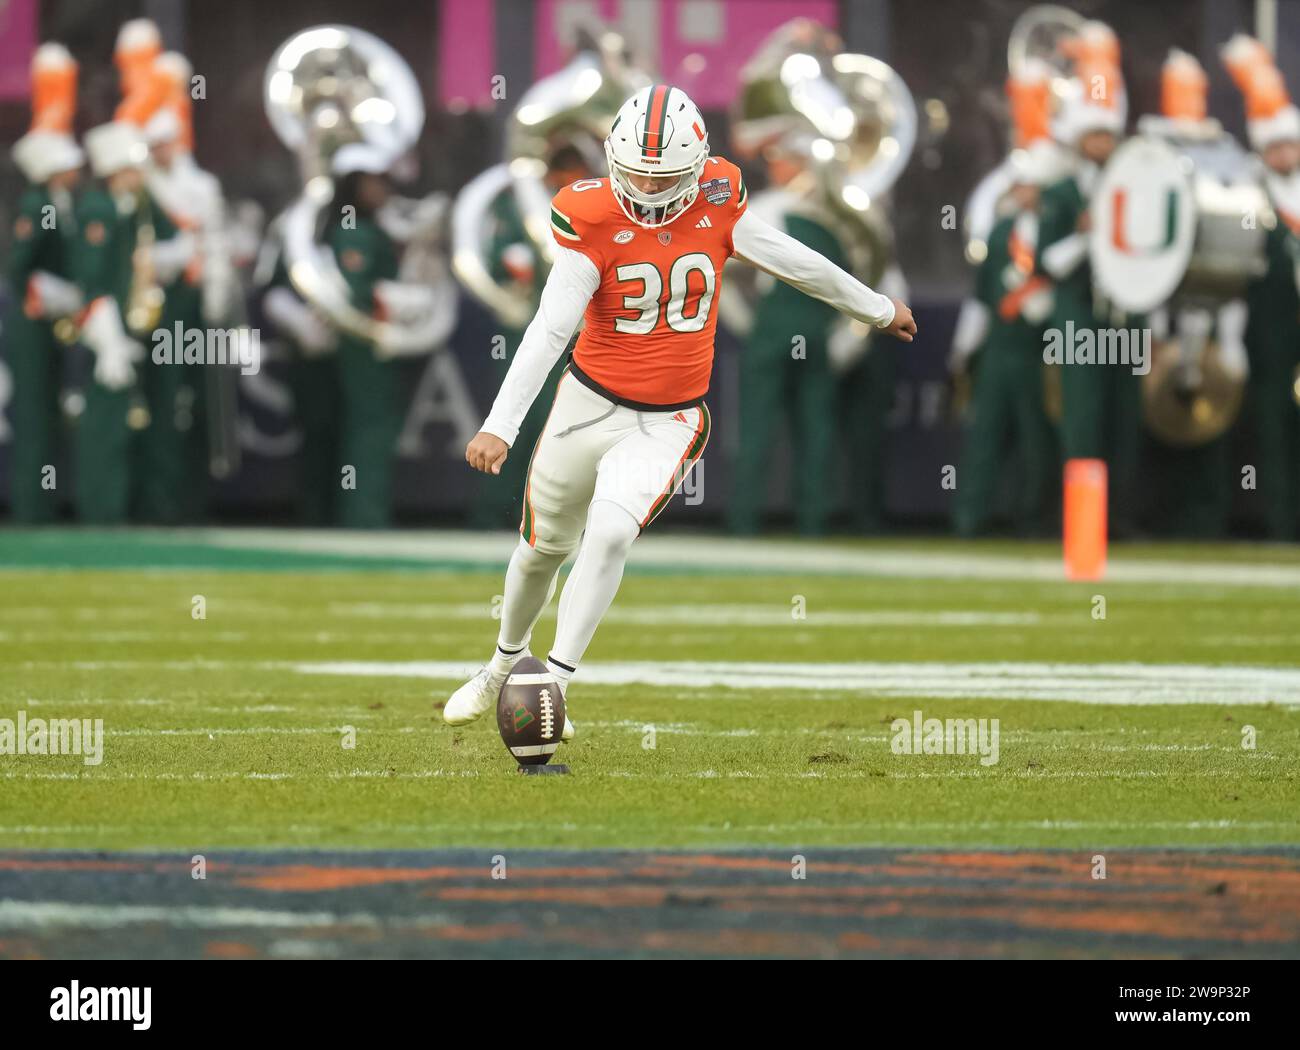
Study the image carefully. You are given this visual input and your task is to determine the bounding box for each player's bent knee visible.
[583,500,640,564]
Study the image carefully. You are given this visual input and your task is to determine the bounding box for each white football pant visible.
[494,370,710,676]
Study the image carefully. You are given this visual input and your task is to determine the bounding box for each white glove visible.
[948,298,991,374]
[377,193,448,244]
[263,286,336,357]
[81,297,144,391]
[374,279,437,323]
[1217,299,1250,381]
[202,262,236,325]
[373,279,446,359]
[147,232,198,284]
[94,342,141,390]
[500,242,535,285]
[828,317,873,374]
[26,271,84,320]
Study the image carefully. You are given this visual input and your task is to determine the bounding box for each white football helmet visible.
[604,85,710,228]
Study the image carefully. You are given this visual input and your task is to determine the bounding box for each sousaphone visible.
[263,25,443,355]
[450,28,649,329]
[964,4,1084,264]
[723,18,916,355]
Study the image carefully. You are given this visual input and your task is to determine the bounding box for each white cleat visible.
[442,665,510,726]
[554,681,574,741]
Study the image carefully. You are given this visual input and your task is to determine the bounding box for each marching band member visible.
[952,131,1068,538]
[257,220,341,525]
[950,58,1068,537]
[6,44,84,523]
[108,20,210,521]
[1142,50,1247,538]
[137,53,232,521]
[324,144,405,529]
[73,121,179,523]
[724,19,915,536]
[1035,22,1140,534]
[727,131,845,537]
[1224,34,1300,540]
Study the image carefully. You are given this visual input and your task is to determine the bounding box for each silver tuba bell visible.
[723,19,916,357]
[964,4,1084,264]
[451,28,649,329]
[264,25,449,356]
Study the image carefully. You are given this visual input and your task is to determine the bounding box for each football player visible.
[444,85,916,735]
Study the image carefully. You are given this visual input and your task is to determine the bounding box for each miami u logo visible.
[1108,187,1180,256]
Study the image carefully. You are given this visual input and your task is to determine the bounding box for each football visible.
[496,657,566,767]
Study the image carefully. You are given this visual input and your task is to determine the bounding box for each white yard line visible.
[18,699,299,714]
[188,527,1300,588]
[291,659,1300,706]
[328,602,1043,627]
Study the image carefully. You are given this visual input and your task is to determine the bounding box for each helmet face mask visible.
[604,85,710,228]
[605,142,704,227]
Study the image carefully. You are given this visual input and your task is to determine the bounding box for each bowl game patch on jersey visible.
[549,156,748,408]
[700,177,732,205]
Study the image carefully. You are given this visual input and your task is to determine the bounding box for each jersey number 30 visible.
[614,253,716,335]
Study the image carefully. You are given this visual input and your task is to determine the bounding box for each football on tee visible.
[497,657,566,767]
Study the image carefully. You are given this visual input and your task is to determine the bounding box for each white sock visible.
[489,539,568,675]
[549,500,639,677]
[545,656,575,691]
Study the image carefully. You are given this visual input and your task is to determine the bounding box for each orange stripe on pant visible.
[640,404,709,530]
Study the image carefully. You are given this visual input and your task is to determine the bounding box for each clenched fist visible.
[466,431,510,475]
[884,298,917,342]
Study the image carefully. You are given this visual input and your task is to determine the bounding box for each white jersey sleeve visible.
[480,245,601,447]
[730,208,896,328]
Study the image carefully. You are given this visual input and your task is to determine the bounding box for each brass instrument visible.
[451,28,649,328]
[263,24,444,355]
[126,192,165,336]
[1007,4,1087,85]
[52,317,79,345]
[121,190,164,430]
[964,4,1083,264]
[1143,335,1246,447]
[724,18,916,352]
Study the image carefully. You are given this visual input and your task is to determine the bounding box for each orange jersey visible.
[549,156,748,408]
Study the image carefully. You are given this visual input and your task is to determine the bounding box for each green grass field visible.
[2,528,1299,851]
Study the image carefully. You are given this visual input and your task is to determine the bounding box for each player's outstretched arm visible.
[730,209,917,342]
[467,246,600,475]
